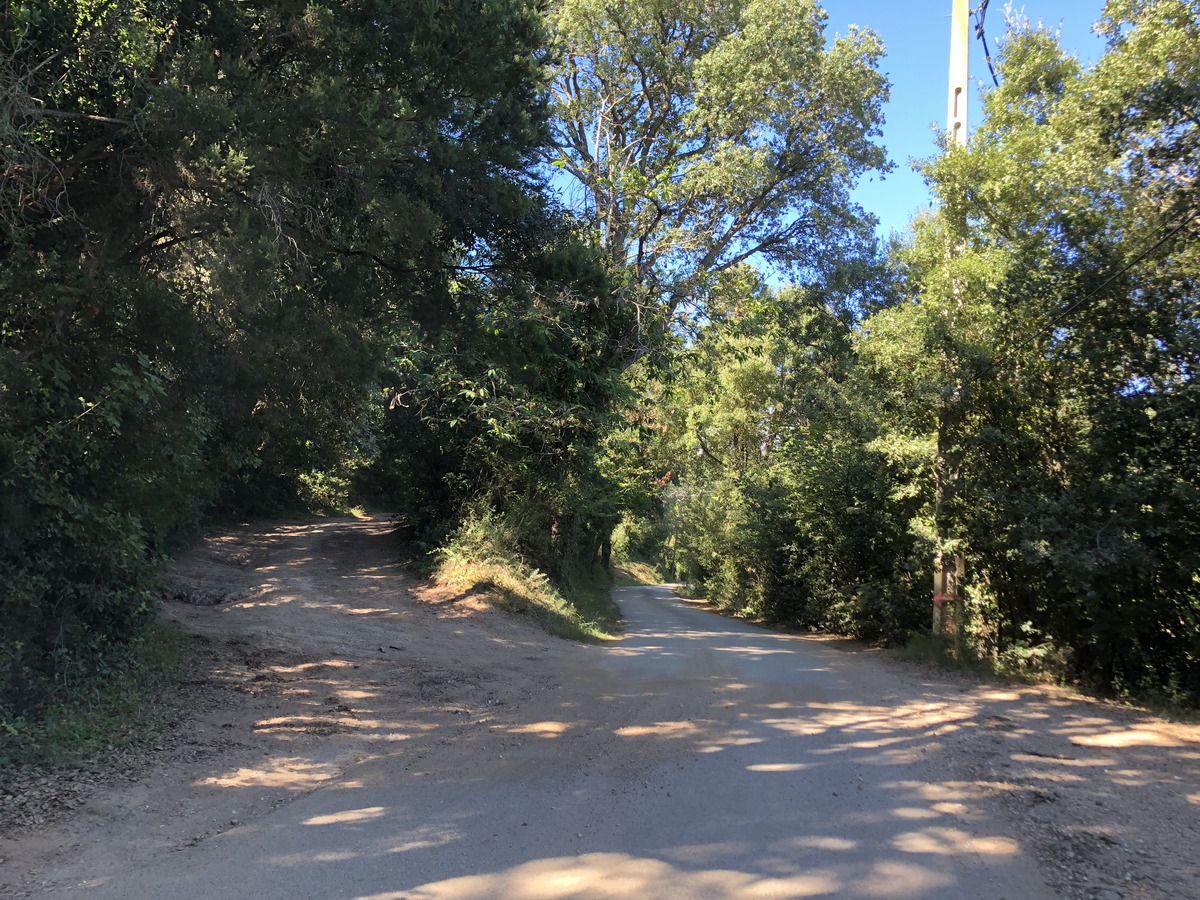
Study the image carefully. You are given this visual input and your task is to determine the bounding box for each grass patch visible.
[611,559,667,586]
[0,623,188,771]
[434,509,620,641]
[899,633,1079,685]
[564,577,623,637]
[1132,691,1200,724]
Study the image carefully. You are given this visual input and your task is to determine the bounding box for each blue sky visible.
[821,1,1110,240]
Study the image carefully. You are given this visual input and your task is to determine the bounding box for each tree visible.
[545,0,890,347]
[654,262,920,638]
[652,0,1200,686]
[0,0,555,716]
[374,212,637,577]
[874,0,1200,697]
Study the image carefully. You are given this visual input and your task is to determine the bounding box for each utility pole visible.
[947,0,969,146]
[932,0,970,643]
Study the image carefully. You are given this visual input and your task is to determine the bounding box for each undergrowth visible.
[611,558,667,586]
[0,623,187,771]
[434,508,620,641]
[896,634,998,678]
[899,633,1079,686]
[898,633,1199,719]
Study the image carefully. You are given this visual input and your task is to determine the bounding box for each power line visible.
[966,213,1194,387]
[972,1,1001,88]
[957,2,1194,387]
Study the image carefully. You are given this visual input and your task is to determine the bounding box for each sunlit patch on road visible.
[302,807,386,826]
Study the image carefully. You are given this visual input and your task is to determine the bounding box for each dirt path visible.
[1,517,568,895]
[1,517,1198,898]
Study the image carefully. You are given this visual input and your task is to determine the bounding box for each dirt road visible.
[2,517,1198,898]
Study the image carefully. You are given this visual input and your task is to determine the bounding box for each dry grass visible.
[434,511,619,641]
[611,560,666,586]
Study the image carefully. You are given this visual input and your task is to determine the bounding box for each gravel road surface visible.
[5,519,1196,899]
[78,583,1051,899]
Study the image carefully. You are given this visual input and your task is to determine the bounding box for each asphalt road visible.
[86,584,1052,899]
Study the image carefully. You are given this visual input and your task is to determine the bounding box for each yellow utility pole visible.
[947,0,969,147]
[933,0,970,642]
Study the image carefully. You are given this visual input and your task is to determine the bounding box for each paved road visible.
[87,585,1051,899]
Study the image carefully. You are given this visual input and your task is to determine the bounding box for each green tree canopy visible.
[0,0,557,717]
[545,0,890,347]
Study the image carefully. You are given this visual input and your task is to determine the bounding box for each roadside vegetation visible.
[648,5,1200,708]
[2,0,1198,764]
[433,509,621,641]
[0,625,187,770]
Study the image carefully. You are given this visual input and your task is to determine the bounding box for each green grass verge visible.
[564,578,623,637]
[897,633,1199,719]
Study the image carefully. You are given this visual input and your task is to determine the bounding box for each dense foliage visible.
[1,0,557,716]
[659,2,1200,703]
[4,0,1197,728]
[372,219,636,578]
